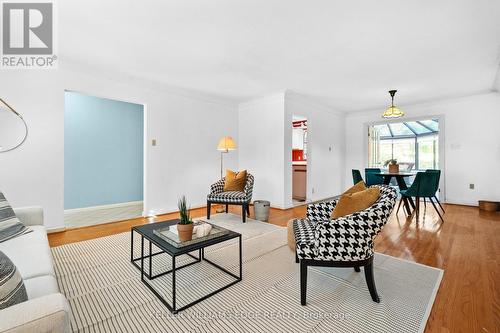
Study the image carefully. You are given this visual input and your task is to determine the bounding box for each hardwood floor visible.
[48,202,500,333]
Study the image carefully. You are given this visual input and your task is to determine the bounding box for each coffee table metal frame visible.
[131,220,242,314]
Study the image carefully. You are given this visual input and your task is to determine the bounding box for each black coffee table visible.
[131,219,242,314]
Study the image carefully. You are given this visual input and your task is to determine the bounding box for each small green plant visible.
[383,159,398,167]
[178,195,193,225]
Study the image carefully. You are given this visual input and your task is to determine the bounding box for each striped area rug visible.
[52,214,443,333]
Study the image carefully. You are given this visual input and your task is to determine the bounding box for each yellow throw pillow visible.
[343,181,367,195]
[224,170,247,192]
[332,187,380,219]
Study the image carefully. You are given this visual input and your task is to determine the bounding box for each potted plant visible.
[384,159,399,173]
[177,195,194,241]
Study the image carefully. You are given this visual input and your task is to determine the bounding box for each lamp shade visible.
[382,106,405,118]
[217,136,237,151]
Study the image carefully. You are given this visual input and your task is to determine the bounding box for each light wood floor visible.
[48,202,500,333]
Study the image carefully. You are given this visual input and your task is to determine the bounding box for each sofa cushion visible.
[0,226,55,279]
[24,275,59,300]
[0,251,28,310]
[0,192,30,243]
[207,191,248,203]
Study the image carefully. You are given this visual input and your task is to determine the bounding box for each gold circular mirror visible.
[0,98,28,153]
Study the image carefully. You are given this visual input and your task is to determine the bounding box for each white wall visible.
[285,92,346,206]
[494,67,500,92]
[344,92,500,205]
[238,93,287,208]
[238,91,346,209]
[0,67,238,230]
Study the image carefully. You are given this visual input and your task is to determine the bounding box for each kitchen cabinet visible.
[293,164,307,201]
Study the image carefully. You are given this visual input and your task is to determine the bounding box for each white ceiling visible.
[59,0,500,112]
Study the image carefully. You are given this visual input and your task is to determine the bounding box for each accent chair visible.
[292,185,397,305]
[207,173,254,223]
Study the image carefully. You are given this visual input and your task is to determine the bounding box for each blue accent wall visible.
[64,92,144,209]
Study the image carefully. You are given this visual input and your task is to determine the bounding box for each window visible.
[417,135,438,169]
[369,119,439,170]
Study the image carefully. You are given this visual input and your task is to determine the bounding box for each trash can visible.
[253,200,270,222]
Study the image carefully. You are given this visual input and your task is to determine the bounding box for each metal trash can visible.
[253,200,270,222]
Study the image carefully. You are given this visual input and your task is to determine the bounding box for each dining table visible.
[375,171,416,215]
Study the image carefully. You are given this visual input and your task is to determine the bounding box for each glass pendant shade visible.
[382,106,405,118]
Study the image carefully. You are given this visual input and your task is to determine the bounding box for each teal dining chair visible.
[396,171,443,221]
[426,169,445,214]
[365,168,384,186]
[352,169,364,185]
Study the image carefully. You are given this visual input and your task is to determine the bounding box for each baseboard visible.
[444,198,477,207]
[47,226,66,234]
[64,201,143,214]
[145,203,213,217]
[444,201,477,208]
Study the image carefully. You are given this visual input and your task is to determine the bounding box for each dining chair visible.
[365,168,384,187]
[425,169,445,214]
[396,172,444,222]
[352,169,364,185]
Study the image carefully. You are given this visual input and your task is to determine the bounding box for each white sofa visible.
[0,207,70,333]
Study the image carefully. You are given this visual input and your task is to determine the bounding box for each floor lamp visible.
[217,136,237,179]
[216,136,237,213]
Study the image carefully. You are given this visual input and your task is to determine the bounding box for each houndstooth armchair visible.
[292,185,397,304]
[207,173,254,222]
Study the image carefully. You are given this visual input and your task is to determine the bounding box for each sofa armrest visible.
[12,206,44,226]
[243,174,254,200]
[0,293,70,333]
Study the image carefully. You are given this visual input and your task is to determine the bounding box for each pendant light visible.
[382,90,404,118]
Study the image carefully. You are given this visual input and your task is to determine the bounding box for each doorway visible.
[64,91,145,228]
[292,115,307,205]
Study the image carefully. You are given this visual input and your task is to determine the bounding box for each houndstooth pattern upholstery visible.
[207,173,254,204]
[293,218,317,259]
[294,185,397,261]
[306,200,337,221]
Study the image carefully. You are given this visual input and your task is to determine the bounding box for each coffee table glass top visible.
[132,219,240,254]
[153,221,229,248]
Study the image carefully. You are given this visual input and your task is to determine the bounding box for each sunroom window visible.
[368,119,439,170]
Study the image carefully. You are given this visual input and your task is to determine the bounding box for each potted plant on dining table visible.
[384,159,399,173]
[177,195,194,241]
